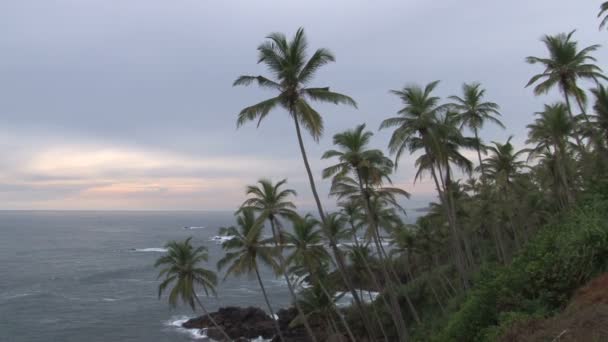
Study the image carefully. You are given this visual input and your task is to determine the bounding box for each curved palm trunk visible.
[292,114,377,341]
[574,92,592,124]
[562,86,586,150]
[268,218,318,342]
[474,129,485,180]
[555,144,575,207]
[193,294,232,341]
[315,280,357,342]
[254,262,285,342]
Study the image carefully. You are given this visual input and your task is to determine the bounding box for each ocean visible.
[0,211,294,342]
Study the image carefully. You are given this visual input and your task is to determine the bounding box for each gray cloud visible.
[0,0,605,209]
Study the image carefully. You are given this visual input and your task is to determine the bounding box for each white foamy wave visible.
[336,291,380,307]
[165,316,208,340]
[184,226,207,230]
[209,235,234,244]
[133,248,168,253]
[102,298,118,302]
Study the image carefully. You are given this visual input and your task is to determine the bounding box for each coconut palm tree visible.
[155,238,231,341]
[284,214,330,280]
[481,138,529,261]
[285,214,357,342]
[448,82,504,178]
[235,30,374,335]
[525,31,606,125]
[322,125,412,338]
[483,137,528,191]
[234,27,356,223]
[217,209,285,341]
[526,103,576,208]
[381,83,473,289]
[239,179,318,342]
[599,2,608,30]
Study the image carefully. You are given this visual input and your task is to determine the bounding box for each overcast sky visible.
[0,0,606,210]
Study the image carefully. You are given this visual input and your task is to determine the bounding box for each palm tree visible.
[322,125,411,339]
[239,179,318,342]
[483,137,528,190]
[155,238,231,341]
[482,137,529,262]
[526,103,576,208]
[217,209,285,341]
[599,2,608,30]
[525,31,606,125]
[284,214,330,281]
[285,214,357,342]
[448,82,504,178]
[380,83,473,289]
[234,27,357,223]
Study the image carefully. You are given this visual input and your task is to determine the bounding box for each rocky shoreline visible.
[181,306,339,341]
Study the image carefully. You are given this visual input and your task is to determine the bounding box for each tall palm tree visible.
[599,2,608,30]
[323,125,411,340]
[217,209,285,341]
[284,214,330,281]
[234,30,373,335]
[155,238,231,341]
[284,214,357,342]
[525,30,606,125]
[482,137,529,262]
[448,82,504,178]
[239,179,318,342]
[380,82,473,289]
[234,27,357,223]
[526,103,576,208]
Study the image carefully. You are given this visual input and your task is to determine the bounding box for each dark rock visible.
[183,306,276,340]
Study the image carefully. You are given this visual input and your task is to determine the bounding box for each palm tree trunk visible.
[316,280,357,342]
[562,88,586,149]
[292,114,377,340]
[574,92,592,124]
[555,144,575,207]
[254,262,285,342]
[193,294,232,341]
[428,161,469,290]
[474,129,485,179]
[268,218,318,342]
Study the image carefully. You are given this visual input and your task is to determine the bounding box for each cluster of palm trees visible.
[154,5,608,341]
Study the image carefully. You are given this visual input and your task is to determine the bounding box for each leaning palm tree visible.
[285,214,357,342]
[217,209,285,341]
[482,137,529,262]
[526,103,576,208]
[323,125,411,339]
[155,238,231,341]
[525,30,606,124]
[234,27,357,223]
[448,82,504,178]
[239,179,318,342]
[599,2,608,30]
[380,82,473,289]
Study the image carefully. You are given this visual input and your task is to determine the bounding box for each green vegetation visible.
[154,5,608,341]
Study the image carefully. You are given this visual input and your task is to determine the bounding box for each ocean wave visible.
[184,226,207,230]
[209,236,234,244]
[133,248,168,253]
[165,316,208,340]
